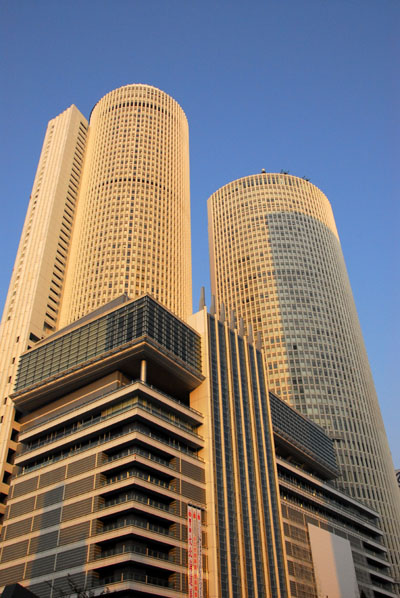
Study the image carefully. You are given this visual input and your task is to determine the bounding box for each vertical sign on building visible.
[188,505,202,598]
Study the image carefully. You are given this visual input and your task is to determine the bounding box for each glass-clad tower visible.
[208,172,400,584]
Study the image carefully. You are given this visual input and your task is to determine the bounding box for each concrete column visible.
[140,359,147,383]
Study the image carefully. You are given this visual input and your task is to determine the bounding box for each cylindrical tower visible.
[208,172,400,582]
[60,84,192,325]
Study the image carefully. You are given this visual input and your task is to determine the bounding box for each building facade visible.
[0,297,206,597]
[0,85,192,522]
[1,85,398,596]
[0,106,89,522]
[189,307,289,598]
[59,85,192,326]
[270,391,396,598]
[0,296,290,598]
[208,173,400,585]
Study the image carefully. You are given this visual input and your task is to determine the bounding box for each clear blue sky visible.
[0,0,398,464]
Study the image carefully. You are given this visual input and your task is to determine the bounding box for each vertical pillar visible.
[140,360,147,383]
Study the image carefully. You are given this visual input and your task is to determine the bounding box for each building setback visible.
[208,173,400,586]
[270,391,396,598]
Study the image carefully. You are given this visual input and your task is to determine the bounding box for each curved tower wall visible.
[208,172,400,581]
[60,84,192,325]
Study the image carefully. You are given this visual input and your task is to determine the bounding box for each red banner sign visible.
[188,505,202,598]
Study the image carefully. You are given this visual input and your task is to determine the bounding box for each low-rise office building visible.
[0,296,206,597]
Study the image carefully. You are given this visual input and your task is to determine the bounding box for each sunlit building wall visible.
[189,306,289,598]
[208,172,400,584]
[59,84,192,326]
[0,84,192,521]
[0,106,88,518]
[0,296,206,597]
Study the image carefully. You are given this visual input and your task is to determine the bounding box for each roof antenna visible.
[199,286,206,310]
[256,331,262,350]
[248,323,254,344]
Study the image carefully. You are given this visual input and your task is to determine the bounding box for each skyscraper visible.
[0,84,397,597]
[0,105,89,515]
[59,85,191,326]
[0,84,192,520]
[208,172,400,584]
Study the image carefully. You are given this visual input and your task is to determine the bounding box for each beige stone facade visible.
[0,105,88,518]
[208,172,400,585]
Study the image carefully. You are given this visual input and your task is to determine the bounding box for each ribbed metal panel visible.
[32,507,61,531]
[25,554,56,579]
[35,485,64,509]
[0,562,25,584]
[9,496,36,518]
[38,466,66,488]
[67,454,96,478]
[28,581,52,598]
[181,459,205,482]
[4,517,32,540]
[55,546,87,571]
[28,531,58,554]
[53,573,85,596]
[181,479,205,502]
[61,498,92,522]
[11,477,38,499]
[1,539,29,562]
[58,521,90,545]
[64,476,94,500]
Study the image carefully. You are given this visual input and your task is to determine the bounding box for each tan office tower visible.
[0,84,191,524]
[0,105,88,519]
[59,84,192,326]
[208,172,400,586]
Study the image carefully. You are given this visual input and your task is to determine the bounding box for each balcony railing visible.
[20,393,201,456]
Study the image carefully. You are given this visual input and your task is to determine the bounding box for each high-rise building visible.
[0,105,89,517]
[0,84,398,597]
[189,306,289,597]
[208,172,400,585]
[0,85,192,516]
[59,85,191,326]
